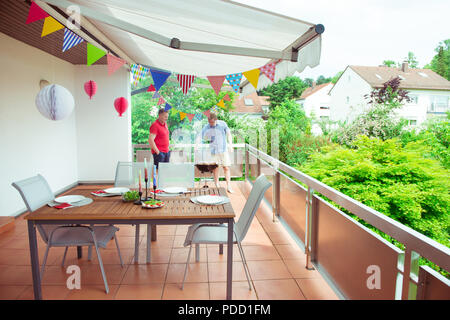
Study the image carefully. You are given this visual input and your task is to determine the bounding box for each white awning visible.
[38,0,323,94]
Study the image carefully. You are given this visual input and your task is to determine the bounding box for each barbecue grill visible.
[194,147,217,188]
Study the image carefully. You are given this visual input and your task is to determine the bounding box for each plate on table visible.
[103,187,130,194]
[161,187,188,194]
[195,195,225,205]
[142,199,165,209]
[55,195,86,204]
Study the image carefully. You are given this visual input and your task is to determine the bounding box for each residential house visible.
[231,91,270,119]
[296,82,333,134]
[329,63,450,126]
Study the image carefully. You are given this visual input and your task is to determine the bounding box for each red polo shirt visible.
[149,119,169,154]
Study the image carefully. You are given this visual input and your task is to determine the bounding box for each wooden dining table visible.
[25,186,235,300]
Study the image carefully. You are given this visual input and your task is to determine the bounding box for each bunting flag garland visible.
[207,75,226,95]
[152,91,160,99]
[107,54,126,75]
[41,16,64,37]
[147,84,156,92]
[243,68,261,90]
[223,93,231,101]
[131,64,150,86]
[187,113,195,122]
[157,97,165,105]
[203,110,210,118]
[63,28,84,52]
[259,62,277,82]
[150,68,171,91]
[176,74,196,95]
[164,103,172,111]
[26,1,49,24]
[217,100,226,109]
[225,73,242,93]
[87,43,106,66]
[179,112,187,121]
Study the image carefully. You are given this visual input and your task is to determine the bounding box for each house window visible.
[409,95,419,104]
[346,96,350,104]
[429,96,449,112]
[320,106,330,109]
[348,75,351,82]
[244,98,253,106]
[408,119,417,126]
[320,116,329,120]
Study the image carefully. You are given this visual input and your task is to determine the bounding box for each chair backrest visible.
[158,162,195,188]
[114,161,148,188]
[11,174,54,212]
[235,174,272,242]
[12,174,56,243]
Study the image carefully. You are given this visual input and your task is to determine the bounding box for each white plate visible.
[195,195,225,205]
[161,187,188,194]
[103,187,130,194]
[55,195,86,204]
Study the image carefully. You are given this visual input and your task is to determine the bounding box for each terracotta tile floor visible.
[0,181,339,300]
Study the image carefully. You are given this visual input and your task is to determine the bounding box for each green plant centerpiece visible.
[122,190,140,202]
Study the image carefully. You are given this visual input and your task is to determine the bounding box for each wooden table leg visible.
[27,221,42,300]
[227,218,233,300]
[151,225,157,241]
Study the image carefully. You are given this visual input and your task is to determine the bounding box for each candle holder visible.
[153,184,159,201]
[144,178,149,201]
[134,191,143,205]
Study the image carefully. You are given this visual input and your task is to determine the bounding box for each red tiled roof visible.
[300,82,332,99]
[232,91,269,114]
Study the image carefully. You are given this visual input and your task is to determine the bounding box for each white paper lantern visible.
[35,84,74,121]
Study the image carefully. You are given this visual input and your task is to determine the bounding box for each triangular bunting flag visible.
[41,16,64,37]
[203,110,211,118]
[157,97,165,106]
[194,113,203,121]
[131,64,149,86]
[63,28,84,52]
[179,112,187,121]
[26,1,49,24]
[225,73,242,93]
[107,54,126,75]
[87,43,106,66]
[147,84,156,92]
[217,100,226,109]
[176,74,196,95]
[150,68,171,91]
[223,93,231,101]
[164,103,172,111]
[211,105,220,113]
[207,75,226,95]
[152,91,161,99]
[170,108,178,116]
[259,62,277,82]
[243,68,261,90]
[187,113,195,122]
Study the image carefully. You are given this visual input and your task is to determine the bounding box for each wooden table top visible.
[25,186,235,221]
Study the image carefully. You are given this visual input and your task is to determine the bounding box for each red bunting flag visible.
[157,97,165,105]
[107,54,126,75]
[187,113,195,122]
[147,84,156,92]
[207,75,226,95]
[176,74,196,95]
[223,93,231,101]
[203,110,211,118]
[259,62,277,82]
[26,1,49,24]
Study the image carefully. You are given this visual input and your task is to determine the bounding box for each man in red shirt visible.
[149,108,170,168]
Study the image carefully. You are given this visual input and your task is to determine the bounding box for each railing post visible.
[245,145,249,180]
[272,171,280,222]
[305,186,315,270]
[400,248,420,300]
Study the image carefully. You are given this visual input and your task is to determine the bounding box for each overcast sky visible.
[236,0,450,79]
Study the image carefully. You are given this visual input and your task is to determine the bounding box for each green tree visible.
[383,60,396,67]
[424,39,450,80]
[259,76,309,109]
[331,71,343,84]
[403,51,419,68]
[316,75,332,85]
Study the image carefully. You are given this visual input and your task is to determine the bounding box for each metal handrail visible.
[245,144,450,273]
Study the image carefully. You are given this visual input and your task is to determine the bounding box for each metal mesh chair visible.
[12,174,123,294]
[182,174,272,290]
[158,162,195,188]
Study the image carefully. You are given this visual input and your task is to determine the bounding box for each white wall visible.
[74,65,131,182]
[0,33,78,216]
[329,68,373,123]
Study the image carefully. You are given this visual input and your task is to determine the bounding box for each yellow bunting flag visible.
[217,99,226,109]
[243,68,261,90]
[179,112,186,121]
[41,16,64,37]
